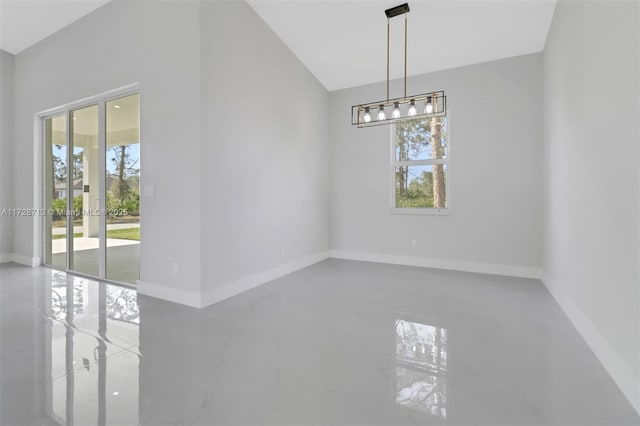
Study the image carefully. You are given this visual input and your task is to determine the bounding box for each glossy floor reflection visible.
[1,260,638,425]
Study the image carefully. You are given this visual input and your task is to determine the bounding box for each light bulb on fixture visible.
[425,97,433,114]
[408,99,417,116]
[351,3,447,128]
[363,107,371,123]
[393,102,401,118]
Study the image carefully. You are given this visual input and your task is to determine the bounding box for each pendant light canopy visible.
[351,3,447,128]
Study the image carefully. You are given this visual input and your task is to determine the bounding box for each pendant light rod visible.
[404,13,407,99]
[387,18,390,101]
[352,2,446,128]
[383,4,410,101]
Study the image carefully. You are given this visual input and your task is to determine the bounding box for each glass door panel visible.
[44,114,68,269]
[70,105,99,277]
[105,94,140,284]
[43,91,140,286]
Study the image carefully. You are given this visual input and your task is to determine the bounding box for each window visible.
[391,117,448,213]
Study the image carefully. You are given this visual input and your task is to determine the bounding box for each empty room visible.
[0,0,638,424]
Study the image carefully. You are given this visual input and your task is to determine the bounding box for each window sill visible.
[391,208,450,216]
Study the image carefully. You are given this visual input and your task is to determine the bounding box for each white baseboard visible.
[136,279,203,308]
[137,251,330,309]
[0,253,40,267]
[201,251,329,307]
[541,274,640,414]
[23,255,41,267]
[329,250,542,279]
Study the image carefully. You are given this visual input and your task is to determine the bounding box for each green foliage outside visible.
[51,197,66,215]
[51,145,140,219]
[106,227,140,241]
[51,192,139,222]
[50,144,141,245]
[396,169,445,208]
[394,117,447,208]
[51,196,83,220]
[106,189,139,217]
[108,145,140,216]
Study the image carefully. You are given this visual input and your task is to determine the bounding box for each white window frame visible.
[390,115,450,215]
[36,83,139,279]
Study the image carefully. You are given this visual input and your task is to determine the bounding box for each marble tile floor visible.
[0,260,638,425]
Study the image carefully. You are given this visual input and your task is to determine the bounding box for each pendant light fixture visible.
[351,3,446,128]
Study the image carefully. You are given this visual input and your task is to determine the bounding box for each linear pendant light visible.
[351,3,446,128]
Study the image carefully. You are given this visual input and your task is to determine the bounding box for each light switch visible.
[143,185,155,197]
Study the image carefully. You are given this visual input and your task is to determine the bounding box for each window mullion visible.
[394,159,447,167]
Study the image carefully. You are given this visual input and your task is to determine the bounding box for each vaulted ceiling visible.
[0,0,557,91]
[0,0,110,54]
[248,0,557,91]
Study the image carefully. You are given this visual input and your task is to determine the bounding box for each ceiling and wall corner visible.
[0,0,112,54]
[247,0,557,91]
[541,0,640,413]
[0,50,15,260]
[1,0,557,91]
[198,0,330,300]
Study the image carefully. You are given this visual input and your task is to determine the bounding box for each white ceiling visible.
[0,0,557,91]
[0,0,111,54]
[248,0,557,91]
[50,93,139,147]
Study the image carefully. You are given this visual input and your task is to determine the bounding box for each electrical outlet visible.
[280,244,287,256]
[172,262,179,275]
[410,239,417,248]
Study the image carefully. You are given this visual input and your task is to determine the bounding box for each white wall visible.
[330,53,543,274]
[199,1,330,296]
[12,1,202,293]
[0,50,14,258]
[9,0,330,305]
[3,1,640,413]
[542,0,639,411]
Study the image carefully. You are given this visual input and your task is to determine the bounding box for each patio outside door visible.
[43,92,140,285]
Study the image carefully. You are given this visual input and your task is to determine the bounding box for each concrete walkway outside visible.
[52,223,140,236]
[52,237,139,254]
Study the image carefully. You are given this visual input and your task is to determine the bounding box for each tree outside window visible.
[392,117,448,210]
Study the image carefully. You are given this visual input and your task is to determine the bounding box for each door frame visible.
[36,83,140,285]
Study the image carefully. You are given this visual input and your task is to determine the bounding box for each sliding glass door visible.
[44,114,68,269]
[70,104,100,277]
[105,95,140,283]
[43,92,140,285]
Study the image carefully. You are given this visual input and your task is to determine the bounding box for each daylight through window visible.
[392,117,448,211]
